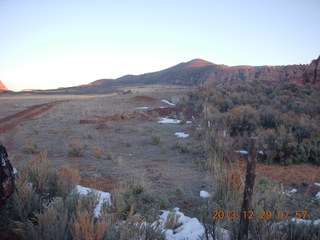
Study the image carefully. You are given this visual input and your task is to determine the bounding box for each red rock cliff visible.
[202,56,320,85]
[0,80,8,92]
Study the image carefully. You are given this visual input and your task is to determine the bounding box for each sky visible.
[0,0,320,91]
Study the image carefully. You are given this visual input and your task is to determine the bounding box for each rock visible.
[96,123,108,130]
[111,114,122,121]
[203,56,320,85]
[0,80,8,92]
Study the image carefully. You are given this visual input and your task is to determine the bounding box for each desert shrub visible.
[175,187,184,198]
[1,153,79,221]
[198,81,320,165]
[25,152,57,195]
[67,138,86,157]
[204,126,232,172]
[158,194,168,209]
[260,108,283,129]
[172,142,189,153]
[14,198,72,240]
[70,197,107,240]
[1,153,165,240]
[111,184,160,222]
[229,105,259,137]
[5,176,41,222]
[150,135,162,146]
[198,173,287,239]
[23,139,40,154]
[92,146,103,159]
[56,166,81,198]
[104,221,164,240]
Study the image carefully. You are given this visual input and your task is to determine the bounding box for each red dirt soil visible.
[0,100,68,134]
[80,175,118,193]
[234,159,320,194]
[256,162,320,193]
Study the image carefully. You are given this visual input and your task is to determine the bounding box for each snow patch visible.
[158,118,181,124]
[288,188,297,194]
[76,185,111,217]
[135,106,149,110]
[158,117,191,124]
[314,183,320,187]
[235,150,264,155]
[158,208,229,240]
[290,218,320,226]
[235,150,248,154]
[316,192,320,200]
[175,132,189,138]
[74,184,231,239]
[200,190,211,198]
[161,100,175,106]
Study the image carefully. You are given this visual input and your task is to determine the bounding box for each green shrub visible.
[172,142,189,153]
[151,135,163,146]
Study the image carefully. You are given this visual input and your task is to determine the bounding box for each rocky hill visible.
[85,56,320,89]
[25,56,320,94]
[203,56,320,86]
[0,80,8,92]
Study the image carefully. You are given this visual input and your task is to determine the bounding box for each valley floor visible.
[1,86,319,217]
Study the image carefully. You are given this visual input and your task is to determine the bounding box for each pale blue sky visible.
[1,0,319,91]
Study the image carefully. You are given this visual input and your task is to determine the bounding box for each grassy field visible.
[1,86,208,216]
[1,84,319,239]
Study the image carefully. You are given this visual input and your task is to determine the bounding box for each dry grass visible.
[215,162,245,193]
[164,212,180,230]
[57,165,81,198]
[67,138,86,157]
[92,146,103,159]
[23,138,40,154]
[70,200,108,240]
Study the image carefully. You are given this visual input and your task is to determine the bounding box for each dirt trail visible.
[0,100,67,134]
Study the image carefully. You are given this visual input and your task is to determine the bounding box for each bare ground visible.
[0,88,211,216]
[1,88,319,217]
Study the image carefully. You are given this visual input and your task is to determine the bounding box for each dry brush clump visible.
[67,138,87,157]
[0,153,80,229]
[199,82,320,165]
[0,153,166,240]
[70,198,108,240]
[23,138,40,154]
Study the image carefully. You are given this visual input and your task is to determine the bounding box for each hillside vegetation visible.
[188,81,320,165]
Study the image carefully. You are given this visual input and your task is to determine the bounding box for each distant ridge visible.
[17,56,320,94]
[84,56,320,89]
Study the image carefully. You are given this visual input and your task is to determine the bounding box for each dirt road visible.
[0,100,67,134]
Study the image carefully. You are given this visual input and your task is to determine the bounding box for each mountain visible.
[83,57,320,90]
[84,59,220,90]
[26,56,320,94]
[0,80,8,92]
